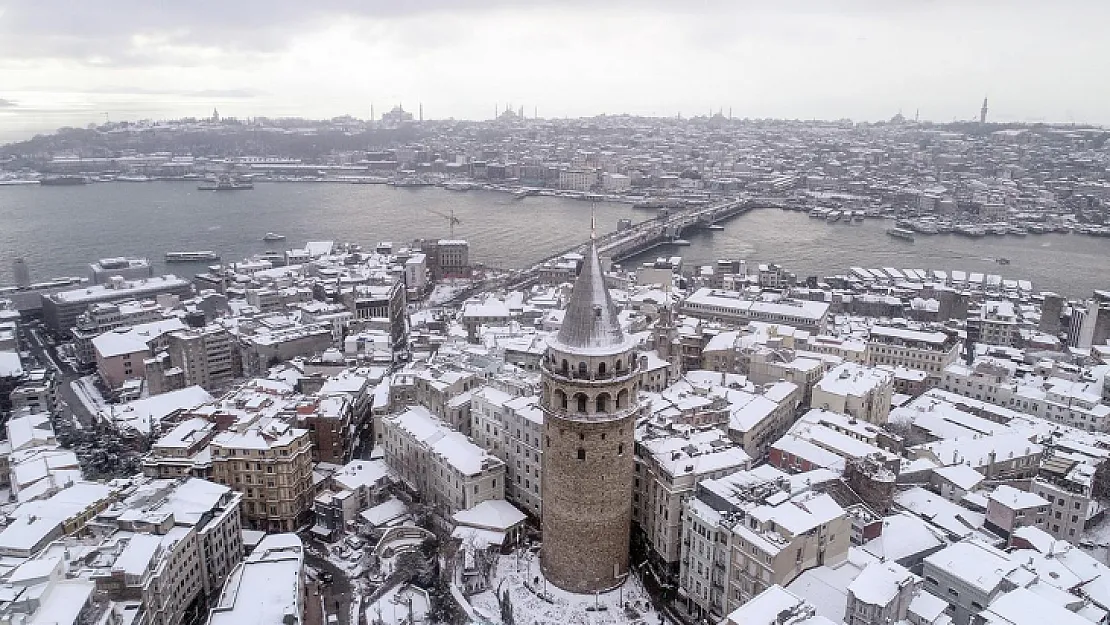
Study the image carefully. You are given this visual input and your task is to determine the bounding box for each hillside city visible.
[0,109,1109,625]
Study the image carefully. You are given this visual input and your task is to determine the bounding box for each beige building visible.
[381,405,505,517]
[469,386,545,516]
[81,477,244,625]
[634,424,750,583]
[865,326,959,386]
[680,465,850,622]
[210,419,313,532]
[146,324,241,395]
[811,362,894,425]
[141,417,217,479]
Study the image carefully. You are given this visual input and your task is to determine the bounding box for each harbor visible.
[1,182,1108,298]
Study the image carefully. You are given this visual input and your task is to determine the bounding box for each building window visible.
[578,448,586,461]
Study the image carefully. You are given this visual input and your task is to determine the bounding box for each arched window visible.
[553,389,567,411]
[598,362,607,377]
[596,393,611,413]
[616,359,623,372]
[617,388,629,409]
[561,359,569,375]
[578,362,588,378]
[575,393,588,413]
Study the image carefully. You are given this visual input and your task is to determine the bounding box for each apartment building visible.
[210,419,314,532]
[811,363,894,425]
[141,417,218,479]
[380,405,505,517]
[865,326,959,386]
[146,325,241,395]
[207,533,303,625]
[90,477,245,618]
[469,386,545,516]
[682,288,830,332]
[680,465,850,622]
[73,299,168,365]
[634,424,750,583]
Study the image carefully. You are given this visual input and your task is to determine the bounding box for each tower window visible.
[618,443,624,456]
[578,448,586,461]
[599,362,607,377]
[578,362,588,378]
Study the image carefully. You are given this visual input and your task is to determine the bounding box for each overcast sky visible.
[1,0,1108,142]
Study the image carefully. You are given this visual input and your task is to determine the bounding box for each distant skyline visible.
[2,0,1110,143]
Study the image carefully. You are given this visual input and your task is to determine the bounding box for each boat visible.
[671,239,692,246]
[826,210,842,223]
[165,251,220,262]
[513,188,540,200]
[886,227,915,242]
[117,174,152,182]
[198,175,253,191]
[996,257,1011,265]
[0,178,40,186]
[707,224,725,231]
[40,175,88,186]
[390,175,435,187]
[1007,226,1028,236]
[262,233,286,242]
[443,181,474,192]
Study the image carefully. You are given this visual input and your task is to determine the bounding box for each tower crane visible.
[427,208,461,238]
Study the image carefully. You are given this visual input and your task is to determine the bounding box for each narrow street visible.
[304,546,356,625]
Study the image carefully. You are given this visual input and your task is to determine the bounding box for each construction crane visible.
[427,208,461,238]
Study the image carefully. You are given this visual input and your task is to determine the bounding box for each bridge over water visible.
[444,197,773,306]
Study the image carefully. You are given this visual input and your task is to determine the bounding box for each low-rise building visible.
[811,363,894,424]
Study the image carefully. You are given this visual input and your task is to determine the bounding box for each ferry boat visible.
[198,176,253,191]
[513,188,540,200]
[41,175,88,186]
[165,251,220,262]
[262,233,286,242]
[886,228,915,242]
[707,224,725,231]
[117,174,152,182]
[443,181,475,192]
[996,257,1011,265]
[671,239,692,246]
[826,210,842,223]
[0,178,40,186]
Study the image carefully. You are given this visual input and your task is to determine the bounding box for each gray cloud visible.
[0,99,17,108]
[0,0,1035,65]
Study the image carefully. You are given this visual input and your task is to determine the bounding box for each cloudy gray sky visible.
[1,0,1108,142]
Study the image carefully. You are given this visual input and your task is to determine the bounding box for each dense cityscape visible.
[0,103,1108,625]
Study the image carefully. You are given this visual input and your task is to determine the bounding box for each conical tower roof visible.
[551,240,632,355]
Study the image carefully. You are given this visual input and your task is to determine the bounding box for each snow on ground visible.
[1080,516,1110,565]
[71,376,109,415]
[426,281,474,307]
[467,551,673,625]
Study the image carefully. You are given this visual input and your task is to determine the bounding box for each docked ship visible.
[41,175,88,186]
[165,251,220,262]
[886,227,915,242]
[198,175,253,191]
[512,188,540,200]
[262,233,286,242]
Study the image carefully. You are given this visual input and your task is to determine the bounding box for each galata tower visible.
[540,238,639,593]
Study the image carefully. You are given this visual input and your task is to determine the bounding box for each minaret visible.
[540,236,639,593]
[980,97,989,124]
[419,103,423,122]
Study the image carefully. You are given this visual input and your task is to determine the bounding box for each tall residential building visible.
[146,325,241,395]
[210,419,314,532]
[680,466,850,621]
[540,239,640,593]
